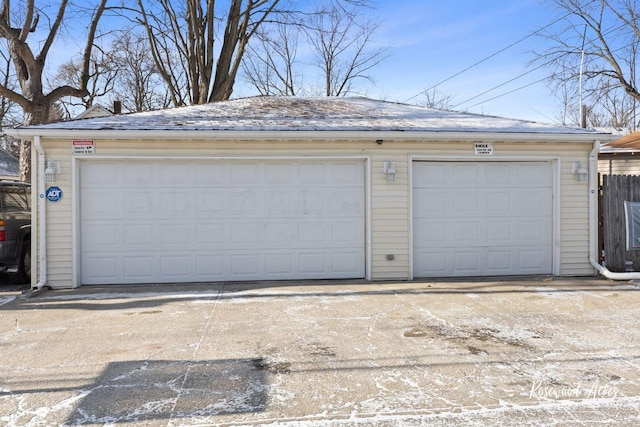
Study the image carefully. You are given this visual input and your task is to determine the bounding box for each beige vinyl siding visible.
[33,137,595,288]
[598,157,640,176]
[38,142,74,287]
[559,147,593,276]
[370,151,410,280]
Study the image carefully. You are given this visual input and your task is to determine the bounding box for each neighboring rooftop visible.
[74,104,114,120]
[10,96,612,137]
[601,131,640,153]
[0,149,18,176]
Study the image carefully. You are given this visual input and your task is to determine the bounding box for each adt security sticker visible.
[46,186,63,202]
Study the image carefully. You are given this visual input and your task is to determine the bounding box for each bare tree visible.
[305,0,387,97]
[53,47,119,119]
[0,0,108,181]
[111,32,169,112]
[418,88,455,110]
[242,0,387,97]
[536,0,640,128]
[242,22,301,96]
[136,0,280,106]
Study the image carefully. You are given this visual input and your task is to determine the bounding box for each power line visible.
[463,77,549,110]
[454,22,631,111]
[451,62,549,109]
[403,13,571,104]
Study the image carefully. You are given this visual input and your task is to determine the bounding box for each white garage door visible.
[413,161,552,277]
[80,159,366,285]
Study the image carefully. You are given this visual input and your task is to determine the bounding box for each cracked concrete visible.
[1,277,640,426]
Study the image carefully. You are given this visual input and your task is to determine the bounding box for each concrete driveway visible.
[1,277,640,426]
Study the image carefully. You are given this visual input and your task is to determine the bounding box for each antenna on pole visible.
[579,25,587,128]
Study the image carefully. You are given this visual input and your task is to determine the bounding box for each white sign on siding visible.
[72,140,95,154]
[474,143,494,155]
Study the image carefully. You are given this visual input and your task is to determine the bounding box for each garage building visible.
[9,97,612,288]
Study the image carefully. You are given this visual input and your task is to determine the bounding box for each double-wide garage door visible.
[413,161,553,277]
[80,159,366,285]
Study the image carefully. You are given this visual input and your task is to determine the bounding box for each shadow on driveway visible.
[3,276,638,312]
[65,359,268,425]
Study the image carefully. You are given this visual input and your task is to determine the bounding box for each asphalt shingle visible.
[17,96,606,135]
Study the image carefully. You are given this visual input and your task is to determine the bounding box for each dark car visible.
[0,179,30,282]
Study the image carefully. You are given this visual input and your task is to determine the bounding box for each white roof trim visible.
[5,128,613,143]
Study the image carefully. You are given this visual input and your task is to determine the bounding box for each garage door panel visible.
[414,250,449,276]
[453,220,481,244]
[413,189,447,216]
[124,192,155,217]
[199,165,233,187]
[414,219,448,243]
[124,223,154,247]
[265,191,294,216]
[160,192,192,217]
[230,223,260,245]
[81,159,365,284]
[517,218,553,243]
[518,163,552,186]
[517,190,552,214]
[485,163,511,184]
[231,191,259,216]
[123,162,156,185]
[486,220,512,242]
[265,253,293,275]
[83,191,119,217]
[124,256,154,280]
[519,249,548,270]
[264,163,292,183]
[299,222,326,245]
[298,163,326,184]
[196,190,228,217]
[196,255,224,277]
[413,161,552,278]
[82,224,118,250]
[231,163,259,183]
[330,190,364,216]
[333,252,362,274]
[158,163,192,185]
[453,251,482,274]
[413,162,448,185]
[486,191,512,212]
[84,255,119,281]
[486,250,514,273]
[86,163,120,186]
[161,224,190,246]
[265,223,294,245]
[453,163,480,185]
[195,224,226,245]
[160,255,190,277]
[299,252,327,274]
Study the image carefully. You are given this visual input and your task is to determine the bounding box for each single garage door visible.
[80,159,366,285]
[413,161,552,277]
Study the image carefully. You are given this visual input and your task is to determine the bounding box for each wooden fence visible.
[601,175,640,272]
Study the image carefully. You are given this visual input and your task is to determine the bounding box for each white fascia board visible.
[6,128,614,143]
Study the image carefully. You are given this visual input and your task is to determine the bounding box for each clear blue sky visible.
[42,0,566,124]
[369,0,565,123]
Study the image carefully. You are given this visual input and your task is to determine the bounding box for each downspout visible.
[32,135,48,290]
[589,139,640,280]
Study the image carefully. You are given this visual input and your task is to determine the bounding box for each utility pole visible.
[579,25,587,128]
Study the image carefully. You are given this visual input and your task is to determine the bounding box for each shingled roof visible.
[9,96,612,139]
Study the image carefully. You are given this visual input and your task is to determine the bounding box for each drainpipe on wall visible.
[589,139,640,280]
[31,135,48,291]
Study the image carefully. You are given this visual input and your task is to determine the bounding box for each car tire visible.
[19,239,31,284]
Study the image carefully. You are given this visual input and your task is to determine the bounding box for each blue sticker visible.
[46,186,63,202]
